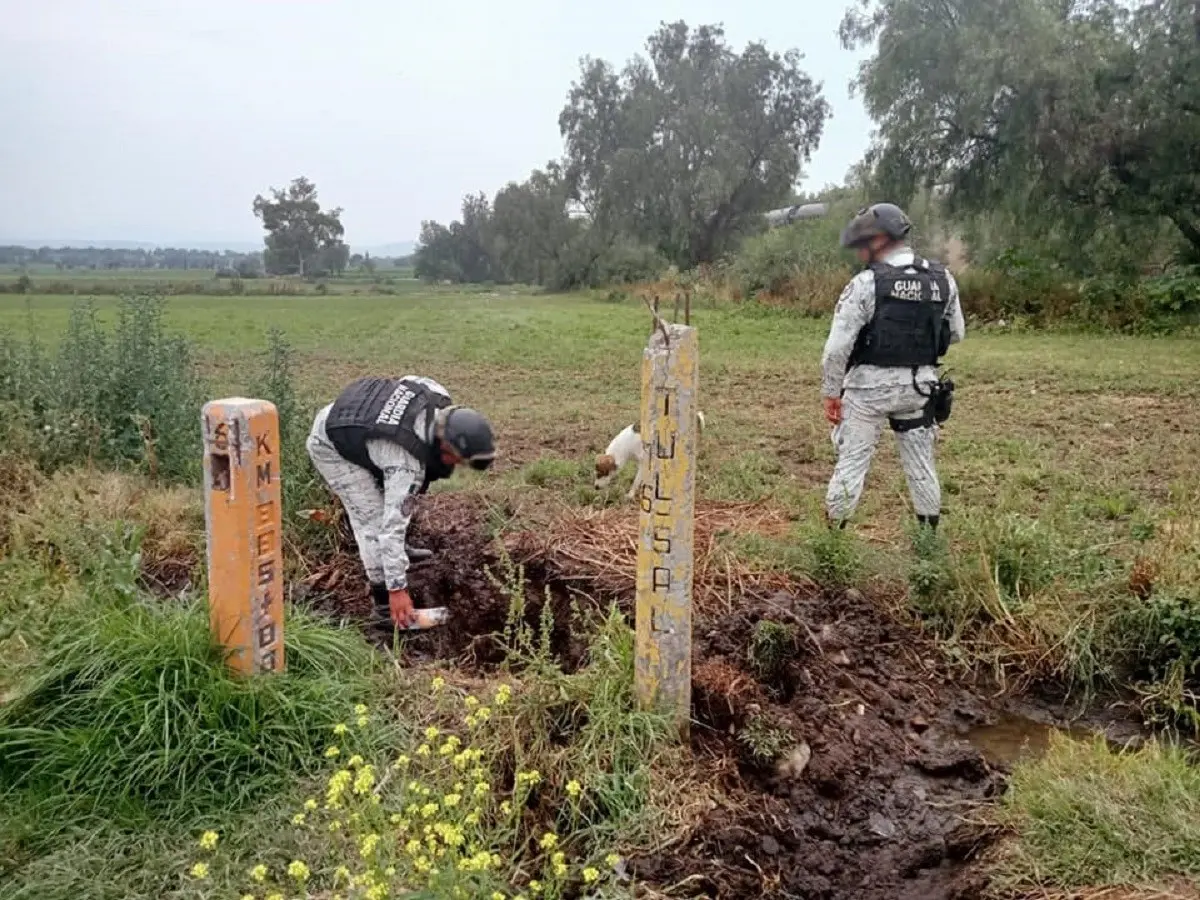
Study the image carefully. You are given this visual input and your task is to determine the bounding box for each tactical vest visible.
[848,257,952,370]
[323,376,454,491]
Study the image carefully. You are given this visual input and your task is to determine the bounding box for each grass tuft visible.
[992,733,1200,894]
[0,587,383,839]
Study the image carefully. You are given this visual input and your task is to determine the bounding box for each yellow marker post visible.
[201,398,285,676]
[634,322,698,737]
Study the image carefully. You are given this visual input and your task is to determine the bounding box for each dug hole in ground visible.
[292,491,1147,900]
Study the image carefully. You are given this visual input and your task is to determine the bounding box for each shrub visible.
[0,295,206,481]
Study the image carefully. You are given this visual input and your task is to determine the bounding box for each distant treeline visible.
[0,246,263,274]
[0,245,412,277]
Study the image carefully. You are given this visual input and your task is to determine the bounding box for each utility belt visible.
[888,367,955,433]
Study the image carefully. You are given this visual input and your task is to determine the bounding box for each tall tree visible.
[559,21,830,267]
[490,163,594,287]
[252,177,349,277]
[841,0,1200,266]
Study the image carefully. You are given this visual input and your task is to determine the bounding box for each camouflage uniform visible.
[306,376,449,592]
[821,247,965,522]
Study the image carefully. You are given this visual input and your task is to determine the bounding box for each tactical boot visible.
[406,546,434,562]
[917,514,940,531]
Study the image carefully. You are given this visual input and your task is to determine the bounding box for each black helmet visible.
[839,202,912,248]
[441,406,496,470]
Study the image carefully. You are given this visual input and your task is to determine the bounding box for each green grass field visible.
[6,289,1198,529]
[3,288,1200,900]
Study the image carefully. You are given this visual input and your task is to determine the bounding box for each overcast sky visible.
[0,0,874,248]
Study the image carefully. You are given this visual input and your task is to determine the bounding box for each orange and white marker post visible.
[201,398,285,675]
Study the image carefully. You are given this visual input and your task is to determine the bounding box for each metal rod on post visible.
[634,323,698,739]
[202,398,285,675]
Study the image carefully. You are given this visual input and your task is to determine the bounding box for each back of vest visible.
[323,377,449,480]
[849,258,951,369]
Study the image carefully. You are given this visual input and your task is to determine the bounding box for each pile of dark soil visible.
[292,492,1024,899]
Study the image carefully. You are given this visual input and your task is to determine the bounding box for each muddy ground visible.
[290,493,1134,900]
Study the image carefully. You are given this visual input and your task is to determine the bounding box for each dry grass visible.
[6,467,204,583]
[1016,886,1200,900]
[505,500,799,617]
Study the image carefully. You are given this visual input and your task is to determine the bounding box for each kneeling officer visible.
[307,375,496,628]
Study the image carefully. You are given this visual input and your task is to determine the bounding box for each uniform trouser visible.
[306,426,388,586]
[825,383,941,523]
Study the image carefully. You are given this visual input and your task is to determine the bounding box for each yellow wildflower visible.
[539,832,558,850]
[424,725,440,740]
[552,851,567,877]
[325,745,341,758]
[464,695,480,710]
[359,832,381,858]
[354,703,368,716]
[241,895,255,900]
[198,830,219,851]
[475,706,492,722]
[431,675,445,690]
[385,866,396,876]
[366,887,385,900]
[329,819,342,832]
[420,802,438,818]
[357,714,369,728]
[347,754,364,768]
[405,839,421,855]
[442,793,461,808]
[291,812,306,825]
[392,754,410,770]
[353,764,376,795]
[266,894,284,900]
[287,860,311,882]
[416,743,431,757]
[583,867,600,883]
[529,880,543,894]
[492,893,506,900]
[500,801,512,816]
[494,683,512,706]
[566,779,582,797]
[439,736,461,756]
[334,865,351,883]
[189,862,209,879]
[250,864,268,883]
[465,810,481,825]
[606,853,622,868]
[515,770,542,787]
[333,722,349,736]
[304,798,318,811]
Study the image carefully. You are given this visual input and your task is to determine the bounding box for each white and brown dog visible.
[593,412,707,500]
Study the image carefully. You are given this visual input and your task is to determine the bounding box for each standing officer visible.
[306,375,496,627]
[820,203,965,530]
